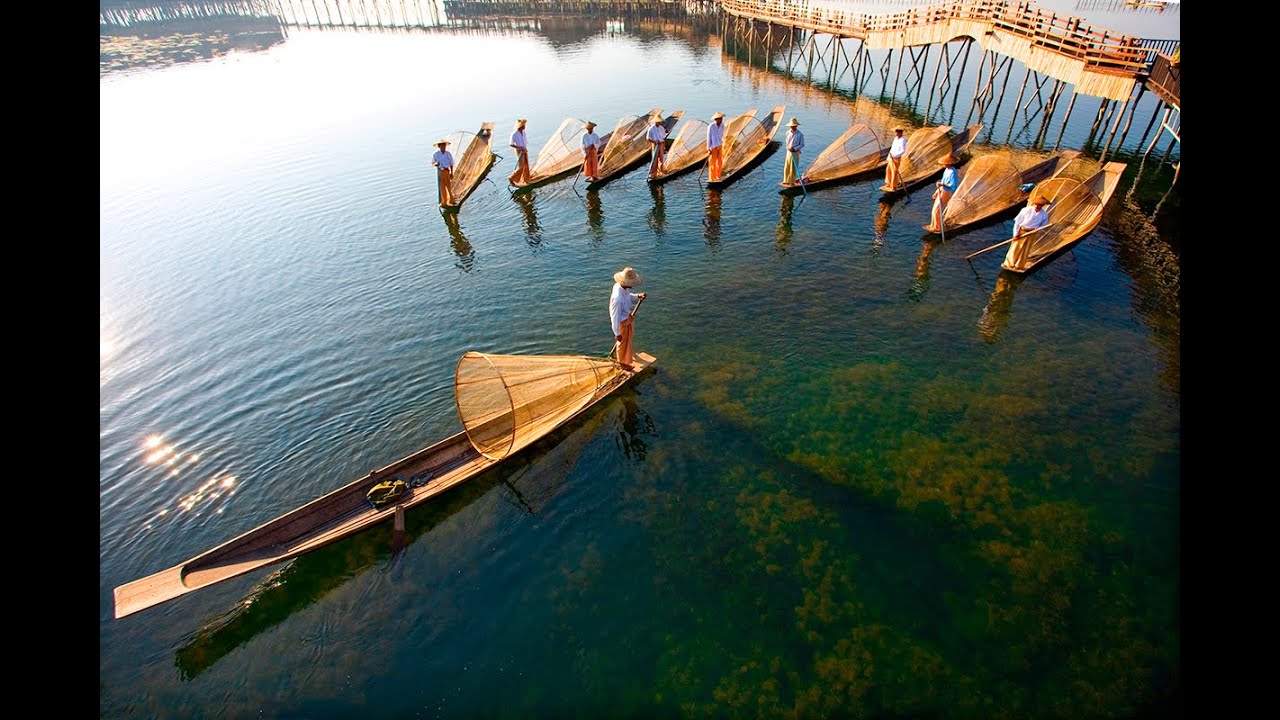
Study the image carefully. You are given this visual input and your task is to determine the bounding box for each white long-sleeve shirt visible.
[510,129,527,150]
[647,124,667,143]
[582,131,601,152]
[889,135,908,158]
[432,150,454,169]
[1013,205,1050,234]
[609,283,639,336]
[707,121,726,149]
[786,128,805,152]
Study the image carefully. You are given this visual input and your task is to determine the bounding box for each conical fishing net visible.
[803,123,883,183]
[530,117,588,181]
[454,352,626,460]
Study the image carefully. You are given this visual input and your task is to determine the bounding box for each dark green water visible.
[100,8,1178,718]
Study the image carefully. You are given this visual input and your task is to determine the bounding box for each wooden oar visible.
[607,294,646,360]
[964,237,1014,261]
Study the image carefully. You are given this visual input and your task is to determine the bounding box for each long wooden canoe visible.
[648,117,710,184]
[440,122,497,213]
[510,117,614,193]
[878,123,983,194]
[706,105,785,189]
[1000,161,1126,274]
[924,149,1082,234]
[779,122,887,195]
[113,351,657,619]
[587,110,684,190]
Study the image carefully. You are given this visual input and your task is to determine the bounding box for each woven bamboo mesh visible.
[722,113,778,175]
[1018,176,1103,264]
[898,125,953,185]
[803,123,883,183]
[601,112,657,175]
[444,126,494,203]
[530,117,588,181]
[454,352,624,461]
[661,118,709,175]
[944,153,1022,228]
[718,110,759,170]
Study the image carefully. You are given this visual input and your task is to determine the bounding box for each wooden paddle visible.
[608,294,647,360]
[964,237,1014,261]
[965,226,1044,261]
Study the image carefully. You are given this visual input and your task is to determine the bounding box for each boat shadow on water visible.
[173,377,656,680]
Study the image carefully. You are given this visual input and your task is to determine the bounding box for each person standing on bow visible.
[432,139,455,208]
[609,267,647,370]
[782,117,805,186]
[926,154,960,233]
[508,118,531,187]
[646,114,668,179]
[582,121,602,182]
[1004,193,1052,269]
[707,111,726,182]
[885,127,907,191]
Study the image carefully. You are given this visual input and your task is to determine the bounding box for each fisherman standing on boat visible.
[1004,193,1051,269]
[609,267,646,371]
[582,121,601,182]
[646,115,668,179]
[707,112,726,182]
[432,139,455,208]
[926,154,960,233]
[886,127,907,191]
[508,118,531,186]
[783,117,804,186]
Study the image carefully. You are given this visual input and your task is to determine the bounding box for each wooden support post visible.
[1158,135,1177,165]
[1099,97,1129,162]
[1134,98,1164,153]
[1033,80,1064,148]
[1112,85,1147,155]
[1051,90,1078,152]
[1143,105,1173,158]
[1007,67,1032,143]
[927,41,948,119]
[827,34,839,87]
[787,24,796,74]
[1088,98,1110,139]
[892,42,905,101]
[948,39,974,125]
[1096,98,1120,148]
[965,48,990,127]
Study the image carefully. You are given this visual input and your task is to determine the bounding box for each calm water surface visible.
[101,10,1179,718]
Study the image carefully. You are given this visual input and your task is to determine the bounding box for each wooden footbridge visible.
[720,0,1147,100]
[718,0,1178,166]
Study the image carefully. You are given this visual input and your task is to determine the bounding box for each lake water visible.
[100,3,1179,717]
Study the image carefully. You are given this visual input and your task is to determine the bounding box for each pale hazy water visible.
[101,18,1179,719]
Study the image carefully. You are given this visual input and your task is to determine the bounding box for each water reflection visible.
[703,189,723,250]
[977,270,1025,344]
[586,190,605,245]
[513,191,544,249]
[872,200,893,253]
[647,184,666,237]
[908,236,941,302]
[615,393,656,461]
[443,212,476,272]
[775,194,795,255]
[100,18,286,76]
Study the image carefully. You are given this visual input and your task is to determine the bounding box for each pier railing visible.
[718,0,1149,75]
[1144,51,1179,107]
